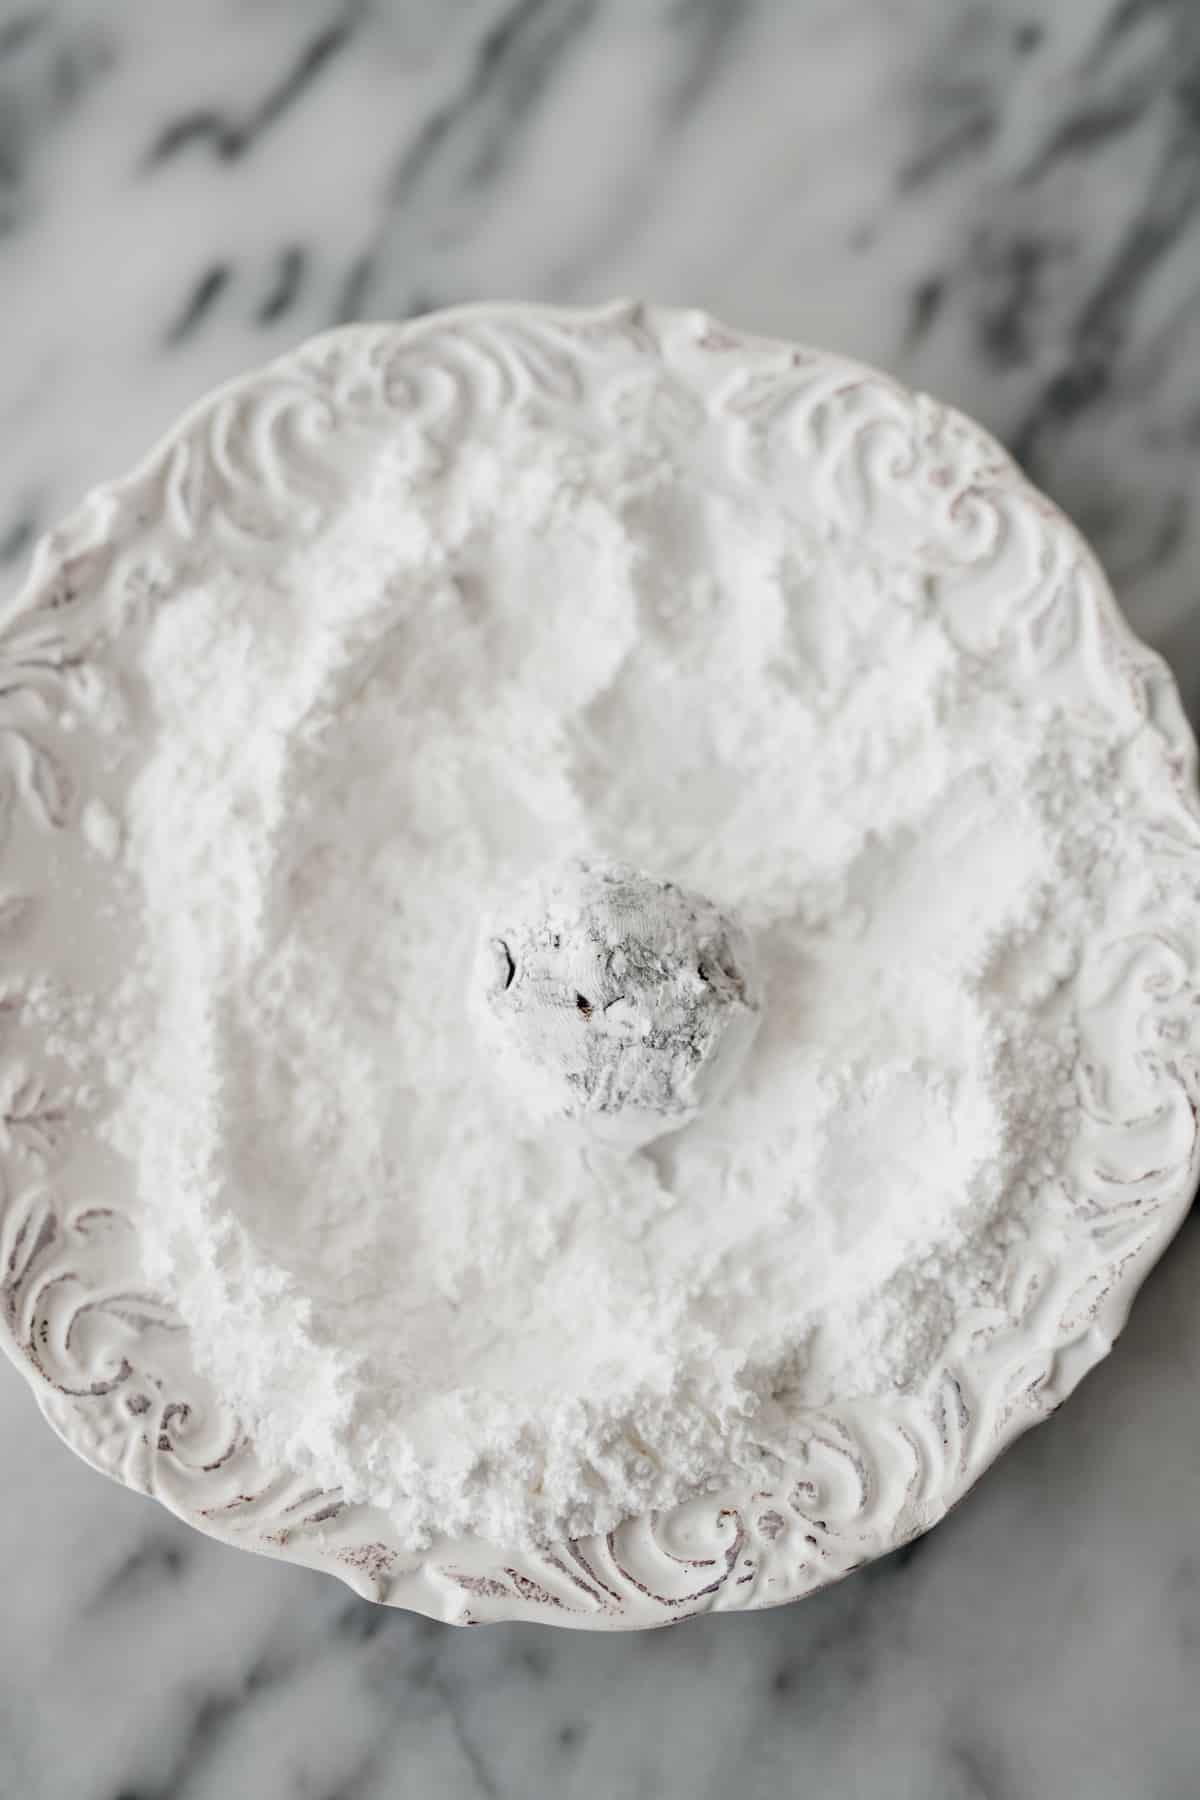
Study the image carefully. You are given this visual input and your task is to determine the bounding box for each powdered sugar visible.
[98,394,1122,1549]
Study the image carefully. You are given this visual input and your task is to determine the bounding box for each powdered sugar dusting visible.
[96,395,1128,1549]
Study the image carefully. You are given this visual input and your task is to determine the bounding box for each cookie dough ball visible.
[472,856,763,1151]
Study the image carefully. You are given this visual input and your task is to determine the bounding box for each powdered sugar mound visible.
[103,405,1125,1548]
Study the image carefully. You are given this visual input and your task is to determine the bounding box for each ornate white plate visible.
[1,301,1198,1629]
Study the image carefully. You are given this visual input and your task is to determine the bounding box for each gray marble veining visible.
[1,1,1199,1795]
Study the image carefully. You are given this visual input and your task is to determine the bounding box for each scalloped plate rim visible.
[0,297,1196,1629]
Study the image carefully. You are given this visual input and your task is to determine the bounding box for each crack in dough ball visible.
[472,857,764,1151]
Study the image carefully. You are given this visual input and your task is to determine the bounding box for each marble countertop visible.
[2,1,1200,1794]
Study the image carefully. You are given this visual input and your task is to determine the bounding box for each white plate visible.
[2,300,1198,1629]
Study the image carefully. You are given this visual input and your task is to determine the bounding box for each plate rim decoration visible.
[1,298,1197,1629]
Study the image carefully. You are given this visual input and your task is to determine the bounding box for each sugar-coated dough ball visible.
[473,857,763,1150]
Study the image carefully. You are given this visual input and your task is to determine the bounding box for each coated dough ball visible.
[472,856,763,1151]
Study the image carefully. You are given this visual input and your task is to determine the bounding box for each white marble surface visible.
[2,0,1200,1794]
